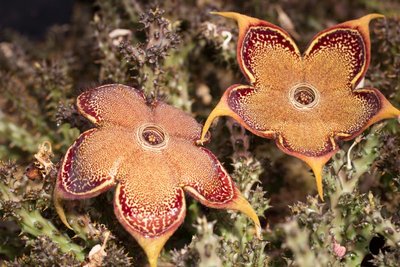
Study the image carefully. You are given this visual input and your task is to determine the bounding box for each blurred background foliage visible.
[0,0,399,266]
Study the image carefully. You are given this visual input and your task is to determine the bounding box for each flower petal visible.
[338,88,400,139]
[54,127,137,229]
[203,84,395,155]
[153,102,201,141]
[77,84,151,127]
[166,138,261,238]
[199,84,400,200]
[304,14,384,88]
[114,178,186,267]
[200,84,276,143]
[56,128,129,199]
[213,12,301,85]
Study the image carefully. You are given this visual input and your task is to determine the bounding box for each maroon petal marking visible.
[304,14,384,87]
[185,147,235,204]
[77,84,151,128]
[304,29,365,88]
[57,127,137,199]
[226,85,266,132]
[211,12,301,86]
[164,138,236,206]
[114,183,186,238]
[241,25,300,84]
[165,137,261,236]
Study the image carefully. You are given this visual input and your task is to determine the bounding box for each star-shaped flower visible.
[54,84,261,267]
[199,12,400,200]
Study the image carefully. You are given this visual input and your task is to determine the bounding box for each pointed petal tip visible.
[357,13,385,28]
[199,99,232,144]
[210,11,258,29]
[135,234,173,267]
[53,192,73,230]
[350,13,385,28]
[210,11,241,20]
[315,171,325,201]
[231,191,262,240]
[302,157,329,202]
[362,13,385,21]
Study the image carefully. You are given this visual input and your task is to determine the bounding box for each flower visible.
[199,12,400,200]
[54,84,261,267]
[333,240,346,259]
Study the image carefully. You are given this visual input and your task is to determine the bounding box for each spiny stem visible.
[0,181,85,261]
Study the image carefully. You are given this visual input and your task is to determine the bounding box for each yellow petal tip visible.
[303,157,328,202]
[199,100,232,144]
[135,234,172,267]
[315,171,325,201]
[352,13,385,29]
[210,11,257,30]
[231,191,262,240]
[210,11,241,19]
[364,13,385,20]
[358,13,385,27]
[53,192,73,230]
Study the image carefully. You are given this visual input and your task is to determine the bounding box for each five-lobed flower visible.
[54,84,261,267]
[199,12,400,200]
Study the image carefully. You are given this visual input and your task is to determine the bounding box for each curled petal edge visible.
[54,129,118,229]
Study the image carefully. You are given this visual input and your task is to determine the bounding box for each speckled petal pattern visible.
[55,84,261,267]
[200,12,400,200]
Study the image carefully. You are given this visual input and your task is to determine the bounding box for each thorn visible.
[346,135,364,170]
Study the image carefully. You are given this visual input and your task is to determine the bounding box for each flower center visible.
[137,124,169,151]
[289,83,320,110]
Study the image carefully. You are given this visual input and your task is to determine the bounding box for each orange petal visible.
[199,84,274,143]
[212,12,301,86]
[166,138,261,239]
[114,183,186,267]
[304,14,384,88]
[77,84,151,127]
[339,88,400,140]
[55,128,132,200]
[55,128,133,229]
[153,102,202,141]
[110,142,188,266]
